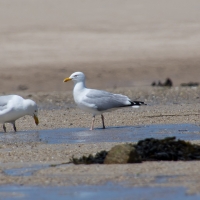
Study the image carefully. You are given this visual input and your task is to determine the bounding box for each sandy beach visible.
[0,87,200,196]
[0,0,200,198]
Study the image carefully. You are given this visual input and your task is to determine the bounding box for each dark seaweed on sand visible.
[71,150,108,164]
[70,137,200,164]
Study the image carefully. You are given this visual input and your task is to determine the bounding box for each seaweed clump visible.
[135,137,200,161]
[71,150,107,164]
[180,82,199,87]
[151,78,173,87]
[70,137,200,164]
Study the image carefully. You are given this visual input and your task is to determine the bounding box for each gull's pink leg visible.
[90,116,95,130]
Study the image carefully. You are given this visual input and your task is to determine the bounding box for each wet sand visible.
[0,87,200,195]
[1,0,200,197]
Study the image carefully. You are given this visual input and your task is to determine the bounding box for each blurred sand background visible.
[0,0,200,93]
[1,1,200,195]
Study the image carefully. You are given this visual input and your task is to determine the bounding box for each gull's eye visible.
[74,75,78,77]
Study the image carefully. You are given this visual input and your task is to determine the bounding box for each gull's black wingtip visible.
[131,101,147,106]
[120,100,147,108]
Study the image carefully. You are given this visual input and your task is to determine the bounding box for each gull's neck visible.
[22,100,32,115]
[73,81,87,104]
[73,81,86,91]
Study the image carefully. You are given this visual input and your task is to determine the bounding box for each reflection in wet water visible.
[0,184,199,200]
[0,124,200,144]
[155,175,181,184]
[0,132,40,143]
[4,165,49,177]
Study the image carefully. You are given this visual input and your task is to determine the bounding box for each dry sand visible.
[0,0,200,196]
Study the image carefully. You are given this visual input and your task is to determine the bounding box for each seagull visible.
[0,95,39,132]
[63,72,145,130]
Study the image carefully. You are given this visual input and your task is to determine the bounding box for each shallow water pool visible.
[0,124,200,144]
[0,183,200,200]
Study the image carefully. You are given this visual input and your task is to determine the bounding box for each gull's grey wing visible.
[0,95,13,107]
[0,96,15,116]
[0,96,14,112]
[84,89,131,111]
[0,105,13,116]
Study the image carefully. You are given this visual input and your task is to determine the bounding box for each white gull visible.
[63,72,145,130]
[0,95,39,132]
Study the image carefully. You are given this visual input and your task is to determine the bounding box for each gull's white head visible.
[63,72,85,83]
[24,99,39,125]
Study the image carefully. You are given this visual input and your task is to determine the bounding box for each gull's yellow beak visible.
[34,114,39,125]
[63,77,72,82]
